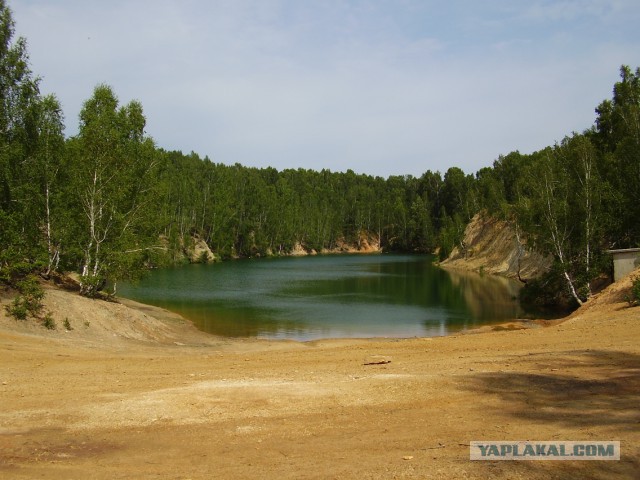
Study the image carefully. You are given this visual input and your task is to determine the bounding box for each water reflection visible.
[119,255,532,340]
[438,267,524,332]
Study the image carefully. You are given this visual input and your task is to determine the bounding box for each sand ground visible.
[1,276,639,479]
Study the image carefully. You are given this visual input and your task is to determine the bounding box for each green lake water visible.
[119,254,532,341]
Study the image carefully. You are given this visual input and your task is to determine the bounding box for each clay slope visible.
[565,265,639,320]
[441,211,552,281]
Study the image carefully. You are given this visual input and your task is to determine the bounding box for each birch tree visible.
[74,85,157,296]
[520,149,585,305]
[0,0,42,275]
[518,134,606,306]
[566,135,601,297]
[32,95,65,275]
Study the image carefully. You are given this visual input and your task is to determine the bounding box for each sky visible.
[10,0,640,178]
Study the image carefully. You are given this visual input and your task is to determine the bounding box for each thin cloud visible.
[11,0,640,177]
[520,0,634,22]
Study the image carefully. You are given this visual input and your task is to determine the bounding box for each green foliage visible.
[0,2,66,282]
[42,312,56,330]
[78,274,105,299]
[5,296,28,320]
[63,317,72,330]
[437,212,465,261]
[0,261,39,285]
[4,275,45,320]
[0,1,638,314]
[69,85,159,296]
[520,269,577,312]
[16,275,44,304]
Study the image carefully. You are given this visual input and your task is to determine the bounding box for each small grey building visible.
[608,248,640,282]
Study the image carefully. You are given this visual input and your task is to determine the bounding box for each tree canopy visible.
[0,1,638,309]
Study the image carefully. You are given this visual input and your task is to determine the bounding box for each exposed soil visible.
[1,271,639,479]
[441,211,552,281]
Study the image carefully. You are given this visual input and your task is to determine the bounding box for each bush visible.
[519,269,577,313]
[17,276,45,312]
[43,312,56,330]
[4,275,45,320]
[6,296,28,320]
[79,274,106,298]
[0,261,41,285]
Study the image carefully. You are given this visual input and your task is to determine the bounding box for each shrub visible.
[17,276,45,314]
[4,275,45,320]
[79,274,105,298]
[520,269,576,313]
[5,296,28,320]
[0,261,40,285]
[63,318,73,330]
[42,312,56,330]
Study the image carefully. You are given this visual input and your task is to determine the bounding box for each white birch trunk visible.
[542,166,584,306]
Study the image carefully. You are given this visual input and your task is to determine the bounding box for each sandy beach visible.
[1,274,639,479]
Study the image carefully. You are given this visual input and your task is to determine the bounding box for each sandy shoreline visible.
[1,275,639,479]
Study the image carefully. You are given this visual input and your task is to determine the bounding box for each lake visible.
[119,254,531,341]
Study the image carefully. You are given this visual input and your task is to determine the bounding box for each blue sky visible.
[11,0,640,177]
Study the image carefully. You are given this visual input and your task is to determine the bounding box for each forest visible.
[0,1,639,308]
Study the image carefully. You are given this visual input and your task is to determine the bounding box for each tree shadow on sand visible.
[461,349,640,479]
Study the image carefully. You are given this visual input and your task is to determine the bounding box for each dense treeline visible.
[483,65,640,307]
[0,1,638,308]
[152,155,471,260]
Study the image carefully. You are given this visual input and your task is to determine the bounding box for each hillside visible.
[441,211,552,282]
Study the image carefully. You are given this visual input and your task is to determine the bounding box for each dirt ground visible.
[1,275,639,479]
